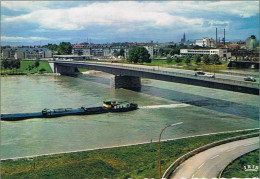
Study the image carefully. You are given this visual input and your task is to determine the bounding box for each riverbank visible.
[1,129,258,179]
[1,60,52,75]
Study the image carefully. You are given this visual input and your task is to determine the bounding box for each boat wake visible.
[140,103,190,109]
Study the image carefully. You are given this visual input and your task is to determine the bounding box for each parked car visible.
[244,76,256,82]
[204,73,215,78]
[195,71,205,76]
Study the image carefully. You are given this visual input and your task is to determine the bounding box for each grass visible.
[112,58,229,73]
[1,60,53,75]
[1,129,258,179]
[77,68,89,72]
[221,149,259,178]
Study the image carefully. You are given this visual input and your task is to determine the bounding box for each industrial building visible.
[195,38,215,47]
[180,48,231,58]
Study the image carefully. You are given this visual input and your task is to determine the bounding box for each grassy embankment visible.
[1,60,52,75]
[1,129,258,179]
[0,60,88,74]
[221,149,259,178]
[144,59,229,72]
[110,58,229,73]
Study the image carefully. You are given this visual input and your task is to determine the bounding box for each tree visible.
[57,42,72,55]
[114,49,125,58]
[128,46,151,63]
[175,57,182,64]
[14,60,21,73]
[119,49,125,58]
[210,54,222,65]
[166,56,173,64]
[194,55,201,64]
[184,56,191,65]
[2,59,9,73]
[35,59,40,72]
[202,55,211,65]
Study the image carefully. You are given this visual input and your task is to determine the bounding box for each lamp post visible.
[158,122,183,178]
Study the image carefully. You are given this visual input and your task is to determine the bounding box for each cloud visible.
[3,1,206,32]
[1,1,258,43]
[1,36,50,42]
[1,1,51,12]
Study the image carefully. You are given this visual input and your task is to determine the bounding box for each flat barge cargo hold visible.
[1,101,138,121]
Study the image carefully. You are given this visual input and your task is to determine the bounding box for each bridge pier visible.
[49,62,77,75]
[111,75,141,91]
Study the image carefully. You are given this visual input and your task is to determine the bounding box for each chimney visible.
[224,28,225,45]
[216,28,218,47]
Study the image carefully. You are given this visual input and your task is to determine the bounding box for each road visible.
[169,137,259,179]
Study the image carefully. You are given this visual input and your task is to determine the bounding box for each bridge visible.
[49,60,259,95]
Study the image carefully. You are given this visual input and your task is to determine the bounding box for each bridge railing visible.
[53,61,259,89]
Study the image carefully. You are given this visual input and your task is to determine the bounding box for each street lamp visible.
[158,122,183,178]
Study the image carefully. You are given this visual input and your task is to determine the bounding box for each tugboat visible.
[1,101,138,121]
[102,100,138,112]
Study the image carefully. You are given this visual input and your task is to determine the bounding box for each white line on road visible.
[226,148,236,152]
[243,143,256,147]
[210,155,219,160]
[198,162,205,169]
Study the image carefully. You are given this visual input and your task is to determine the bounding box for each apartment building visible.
[2,48,52,59]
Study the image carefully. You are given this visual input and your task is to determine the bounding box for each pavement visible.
[169,137,259,179]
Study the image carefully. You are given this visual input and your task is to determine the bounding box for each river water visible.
[1,72,259,159]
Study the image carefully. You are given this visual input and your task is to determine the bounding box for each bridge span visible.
[49,60,259,95]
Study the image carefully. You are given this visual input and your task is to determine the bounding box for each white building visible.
[180,49,231,58]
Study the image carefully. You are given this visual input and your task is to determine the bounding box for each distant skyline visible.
[1,1,259,46]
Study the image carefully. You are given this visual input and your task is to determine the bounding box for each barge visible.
[1,100,138,121]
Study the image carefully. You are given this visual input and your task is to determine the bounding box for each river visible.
[1,72,259,159]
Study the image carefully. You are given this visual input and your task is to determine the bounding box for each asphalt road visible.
[169,137,259,179]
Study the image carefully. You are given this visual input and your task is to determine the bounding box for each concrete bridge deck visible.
[49,60,259,95]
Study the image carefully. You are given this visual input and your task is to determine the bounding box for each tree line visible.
[166,54,221,65]
[43,42,72,55]
[1,59,21,73]
[1,59,41,74]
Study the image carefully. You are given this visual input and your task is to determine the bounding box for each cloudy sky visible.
[1,1,259,45]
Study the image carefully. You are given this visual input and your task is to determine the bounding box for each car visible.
[244,76,256,82]
[204,73,215,78]
[195,71,205,76]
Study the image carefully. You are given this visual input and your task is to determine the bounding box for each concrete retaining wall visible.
[162,133,259,178]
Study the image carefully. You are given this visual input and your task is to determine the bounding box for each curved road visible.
[169,137,259,179]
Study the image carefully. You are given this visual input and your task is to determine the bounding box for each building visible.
[181,33,186,43]
[2,48,52,59]
[195,37,214,47]
[72,42,155,59]
[245,35,259,50]
[180,48,231,58]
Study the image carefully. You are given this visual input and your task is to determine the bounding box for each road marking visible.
[226,148,236,152]
[210,155,219,160]
[243,143,256,147]
[198,162,205,169]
